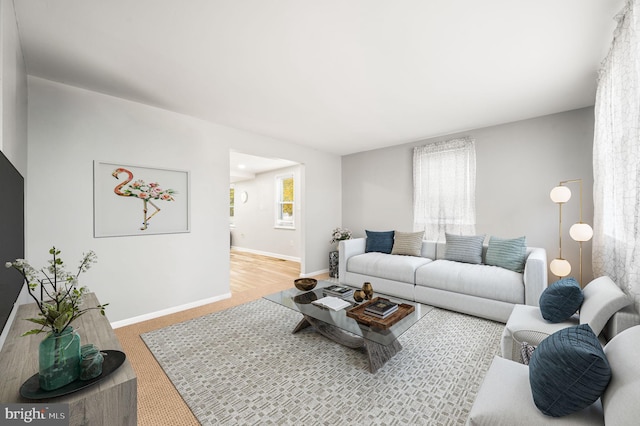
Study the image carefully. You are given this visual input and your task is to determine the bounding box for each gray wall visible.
[1,0,28,174]
[231,165,302,260]
[26,77,341,323]
[342,108,595,284]
[0,0,28,349]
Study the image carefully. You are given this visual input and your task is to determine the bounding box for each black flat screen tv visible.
[0,150,25,336]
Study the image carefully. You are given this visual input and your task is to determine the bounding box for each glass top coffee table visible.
[264,281,432,373]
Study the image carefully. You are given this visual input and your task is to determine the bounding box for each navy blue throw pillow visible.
[539,277,584,322]
[529,324,611,417]
[365,230,395,254]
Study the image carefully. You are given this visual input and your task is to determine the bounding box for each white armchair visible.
[501,276,631,363]
[467,325,640,425]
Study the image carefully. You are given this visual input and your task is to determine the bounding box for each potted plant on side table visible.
[330,227,352,250]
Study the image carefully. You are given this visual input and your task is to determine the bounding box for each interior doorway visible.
[229,150,304,291]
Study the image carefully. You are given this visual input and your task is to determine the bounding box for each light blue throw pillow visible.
[485,236,527,273]
[365,230,395,254]
[444,233,485,264]
[529,324,611,417]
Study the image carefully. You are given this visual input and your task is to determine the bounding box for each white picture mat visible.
[94,161,190,237]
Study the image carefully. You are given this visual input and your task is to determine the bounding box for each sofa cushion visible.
[579,276,631,336]
[602,326,640,425]
[444,233,485,264]
[485,236,527,273]
[347,252,432,283]
[365,230,395,254]
[391,230,424,256]
[529,324,611,417]
[539,277,584,323]
[415,260,524,304]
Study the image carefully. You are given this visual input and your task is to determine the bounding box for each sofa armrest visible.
[338,238,366,284]
[523,247,548,306]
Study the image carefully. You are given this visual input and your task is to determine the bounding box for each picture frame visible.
[93,161,190,237]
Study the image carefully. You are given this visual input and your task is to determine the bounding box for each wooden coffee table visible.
[264,281,432,373]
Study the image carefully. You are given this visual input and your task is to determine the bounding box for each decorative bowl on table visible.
[294,278,317,291]
[293,292,318,304]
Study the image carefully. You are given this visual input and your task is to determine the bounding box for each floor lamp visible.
[549,179,593,286]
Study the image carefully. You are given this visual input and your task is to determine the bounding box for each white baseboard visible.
[110,292,232,329]
[0,301,20,352]
[231,246,301,263]
[300,268,329,278]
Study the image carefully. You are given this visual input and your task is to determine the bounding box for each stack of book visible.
[364,298,398,319]
[323,285,354,299]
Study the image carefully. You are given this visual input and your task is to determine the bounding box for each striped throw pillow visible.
[444,233,485,264]
[485,236,527,272]
[391,231,424,256]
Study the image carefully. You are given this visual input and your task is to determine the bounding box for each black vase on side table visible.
[329,250,339,278]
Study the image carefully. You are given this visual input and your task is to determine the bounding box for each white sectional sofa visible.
[338,237,548,323]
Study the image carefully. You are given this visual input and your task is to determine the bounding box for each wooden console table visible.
[0,293,137,425]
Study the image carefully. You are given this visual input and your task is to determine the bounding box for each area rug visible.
[142,299,503,425]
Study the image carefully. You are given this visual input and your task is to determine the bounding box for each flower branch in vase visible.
[6,247,108,336]
[5,246,108,390]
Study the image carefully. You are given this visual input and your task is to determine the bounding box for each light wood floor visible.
[114,249,329,426]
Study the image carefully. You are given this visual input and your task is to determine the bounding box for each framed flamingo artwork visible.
[93,161,190,237]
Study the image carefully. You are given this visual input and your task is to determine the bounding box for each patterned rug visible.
[142,298,503,425]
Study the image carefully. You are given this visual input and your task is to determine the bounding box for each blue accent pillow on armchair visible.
[529,324,611,417]
[539,277,584,322]
[365,230,395,254]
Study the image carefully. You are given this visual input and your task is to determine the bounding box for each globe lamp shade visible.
[570,223,594,242]
[550,258,571,277]
[550,186,572,203]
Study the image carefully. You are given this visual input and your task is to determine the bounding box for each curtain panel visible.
[593,0,640,306]
[413,137,476,241]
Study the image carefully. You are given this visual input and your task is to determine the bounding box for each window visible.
[229,185,235,219]
[413,137,476,240]
[592,3,640,292]
[275,174,294,228]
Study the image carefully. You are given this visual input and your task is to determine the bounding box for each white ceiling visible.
[230,151,298,183]
[14,0,623,156]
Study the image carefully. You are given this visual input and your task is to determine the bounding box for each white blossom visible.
[329,227,352,244]
[4,246,107,335]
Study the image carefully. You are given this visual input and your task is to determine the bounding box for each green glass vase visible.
[38,326,81,391]
[79,344,104,380]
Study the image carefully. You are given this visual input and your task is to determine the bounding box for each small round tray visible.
[20,350,126,400]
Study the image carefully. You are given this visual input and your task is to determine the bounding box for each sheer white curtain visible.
[413,137,476,241]
[593,0,640,306]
